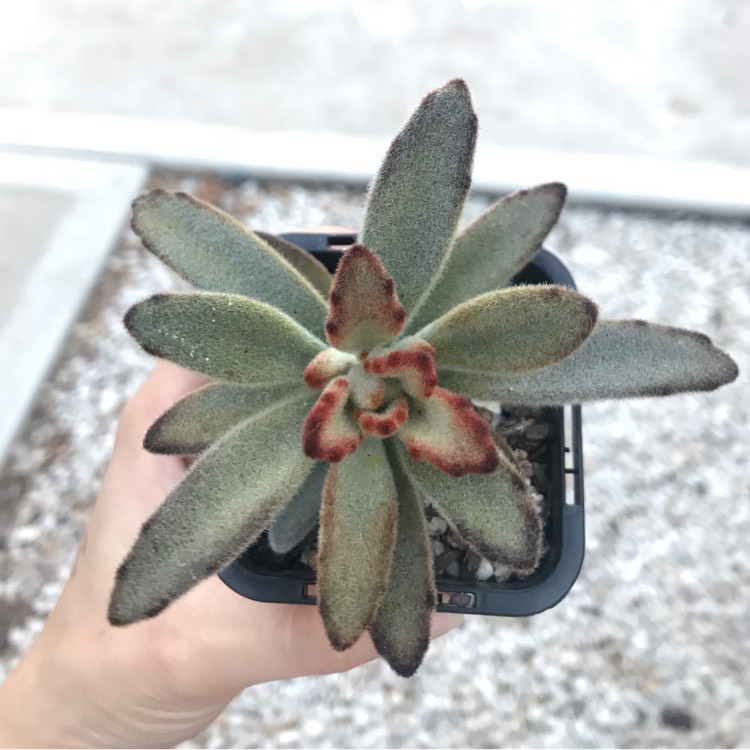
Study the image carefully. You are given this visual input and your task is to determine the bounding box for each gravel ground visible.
[1,176,748,748]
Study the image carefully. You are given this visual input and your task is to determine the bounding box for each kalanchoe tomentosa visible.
[108,79,739,677]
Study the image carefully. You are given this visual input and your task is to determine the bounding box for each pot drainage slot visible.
[303,584,476,609]
[438,591,476,608]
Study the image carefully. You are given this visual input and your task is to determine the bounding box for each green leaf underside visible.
[369,443,436,678]
[254,231,332,297]
[318,438,398,650]
[267,462,327,554]
[438,319,740,405]
[400,443,542,573]
[360,79,477,314]
[406,183,567,333]
[108,392,316,626]
[125,292,324,384]
[419,285,598,374]
[131,191,328,333]
[144,382,305,454]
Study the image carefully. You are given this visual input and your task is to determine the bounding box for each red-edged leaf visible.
[397,387,498,476]
[357,395,409,438]
[302,377,362,462]
[325,245,407,354]
[303,347,356,390]
[363,337,438,398]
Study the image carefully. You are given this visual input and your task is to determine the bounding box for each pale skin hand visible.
[0,362,462,748]
[0,226,463,748]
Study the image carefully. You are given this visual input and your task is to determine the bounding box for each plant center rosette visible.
[302,245,498,476]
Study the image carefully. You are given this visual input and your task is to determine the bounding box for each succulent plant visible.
[108,79,738,677]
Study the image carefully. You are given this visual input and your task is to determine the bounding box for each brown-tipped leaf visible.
[419,285,598,374]
[439,319,739,405]
[363,337,438,398]
[267,462,327,554]
[369,443,436,678]
[131,190,328,332]
[254,231,332,297]
[144,382,306,454]
[397,387,498,476]
[400,443,543,573]
[108,393,316,626]
[302,377,362,462]
[304,348,357,390]
[358,395,409,438]
[325,245,406,354]
[361,79,477,313]
[125,292,324,383]
[407,183,567,332]
[318,438,398,650]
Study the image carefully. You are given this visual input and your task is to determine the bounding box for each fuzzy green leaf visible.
[369,443,436,678]
[419,285,598,374]
[407,183,567,332]
[318,437,398,650]
[108,392,316,626]
[125,292,324,383]
[131,191,328,332]
[254,231,332,297]
[360,79,477,314]
[400,443,542,573]
[267,462,327,554]
[438,319,739,404]
[397,387,498,476]
[144,382,306,454]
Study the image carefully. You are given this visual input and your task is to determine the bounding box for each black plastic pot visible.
[220,231,585,617]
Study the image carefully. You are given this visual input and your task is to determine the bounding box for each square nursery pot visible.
[219,231,585,617]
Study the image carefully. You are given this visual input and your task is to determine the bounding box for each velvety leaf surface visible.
[254,231,332,297]
[108,392,316,626]
[131,190,328,332]
[439,319,740,405]
[144,382,305,454]
[267,461,328,554]
[125,292,324,383]
[419,285,598,374]
[397,387,498,476]
[318,438,398,650]
[347,362,386,411]
[325,245,406,354]
[358,395,409,438]
[363,337,438,398]
[360,79,477,314]
[400,443,543,573]
[407,183,567,332]
[304,348,357,390]
[302,377,362,462]
[369,443,436,678]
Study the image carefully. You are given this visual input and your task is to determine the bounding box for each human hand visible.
[0,360,462,748]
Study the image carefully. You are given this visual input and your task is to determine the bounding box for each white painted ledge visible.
[1,109,749,218]
[0,152,147,463]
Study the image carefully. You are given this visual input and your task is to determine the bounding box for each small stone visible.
[659,706,694,732]
[428,516,448,535]
[430,539,445,556]
[476,558,494,580]
[445,560,461,577]
[493,563,513,581]
[462,549,483,573]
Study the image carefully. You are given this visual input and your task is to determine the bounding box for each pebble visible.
[476,558,494,580]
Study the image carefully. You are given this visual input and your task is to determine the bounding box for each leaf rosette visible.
[109,79,738,677]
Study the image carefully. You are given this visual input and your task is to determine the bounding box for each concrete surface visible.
[0,0,748,166]
[0,153,147,464]
[0,175,747,748]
